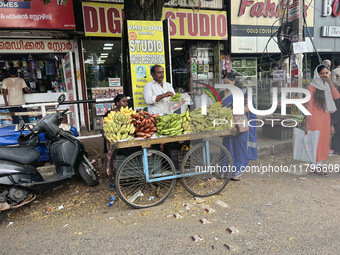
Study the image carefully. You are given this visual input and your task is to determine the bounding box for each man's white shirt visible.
[143,79,175,115]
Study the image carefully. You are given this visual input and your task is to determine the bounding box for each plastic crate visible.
[262,124,293,140]
[116,155,127,171]
[165,149,187,169]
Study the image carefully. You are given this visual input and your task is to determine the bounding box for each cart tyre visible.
[78,159,99,187]
[115,149,176,209]
[180,141,232,197]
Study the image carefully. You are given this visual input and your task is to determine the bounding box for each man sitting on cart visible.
[143,65,175,115]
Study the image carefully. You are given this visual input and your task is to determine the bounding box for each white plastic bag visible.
[170,93,193,112]
[293,128,320,163]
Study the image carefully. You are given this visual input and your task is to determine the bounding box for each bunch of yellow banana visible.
[181,110,190,134]
[104,122,135,142]
[103,110,116,123]
[103,111,136,143]
[120,106,136,117]
[180,145,190,151]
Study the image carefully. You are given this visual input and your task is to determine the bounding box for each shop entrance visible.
[82,39,123,130]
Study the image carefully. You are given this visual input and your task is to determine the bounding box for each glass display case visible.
[190,42,214,91]
[231,58,258,108]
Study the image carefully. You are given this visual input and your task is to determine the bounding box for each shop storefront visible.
[81,1,227,129]
[0,0,80,129]
[313,0,340,71]
[229,0,314,111]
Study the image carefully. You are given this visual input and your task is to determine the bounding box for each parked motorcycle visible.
[0,94,99,222]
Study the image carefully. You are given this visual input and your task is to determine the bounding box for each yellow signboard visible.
[127,20,166,108]
[163,7,227,40]
[82,2,124,37]
[82,2,228,40]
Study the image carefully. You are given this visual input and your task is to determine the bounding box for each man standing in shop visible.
[143,65,175,115]
[2,67,33,124]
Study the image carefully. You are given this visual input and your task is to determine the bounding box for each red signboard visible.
[0,0,75,29]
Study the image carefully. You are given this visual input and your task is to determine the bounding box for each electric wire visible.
[303,0,322,64]
[258,2,289,72]
[304,0,323,15]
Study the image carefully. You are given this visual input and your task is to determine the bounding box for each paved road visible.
[2,152,340,254]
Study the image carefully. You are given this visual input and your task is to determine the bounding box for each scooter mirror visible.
[58,94,66,105]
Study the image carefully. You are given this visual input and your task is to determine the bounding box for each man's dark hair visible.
[9,67,17,76]
[335,58,340,67]
[151,65,163,75]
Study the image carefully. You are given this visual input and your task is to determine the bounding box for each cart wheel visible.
[180,141,232,197]
[115,149,176,209]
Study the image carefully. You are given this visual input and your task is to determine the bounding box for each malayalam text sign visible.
[0,0,75,29]
[0,39,73,53]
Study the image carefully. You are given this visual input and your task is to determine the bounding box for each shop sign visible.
[321,26,340,37]
[0,39,73,53]
[288,0,300,21]
[233,0,312,29]
[63,52,80,131]
[163,7,227,40]
[82,2,227,40]
[231,0,314,53]
[127,20,166,109]
[273,70,286,81]
[82,2,124,37]
[0,0,75,29]
[238,0,283,18]
[109,78,120,86]
[322,0,340,17]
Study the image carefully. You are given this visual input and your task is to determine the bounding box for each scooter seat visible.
[0,145,40,165]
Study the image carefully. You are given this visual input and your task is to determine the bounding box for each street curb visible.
[257,140,293,157]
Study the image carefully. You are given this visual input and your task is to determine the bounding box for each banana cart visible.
[107,128,236,209]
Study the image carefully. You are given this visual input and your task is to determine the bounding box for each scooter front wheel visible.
[78,159,99,187]
[0,210,6,223]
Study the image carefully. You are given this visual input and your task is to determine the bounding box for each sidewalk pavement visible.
[256,126,293,157]
[81,126,293,158]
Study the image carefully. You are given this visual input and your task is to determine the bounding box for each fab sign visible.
[322,0,340,17]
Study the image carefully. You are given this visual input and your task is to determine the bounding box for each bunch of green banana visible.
[190,103,234,133]
[155,113,184,137]
[104,112,136,143]
[170,93,181,101]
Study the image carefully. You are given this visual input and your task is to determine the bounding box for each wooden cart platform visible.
[108,128,236,150]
